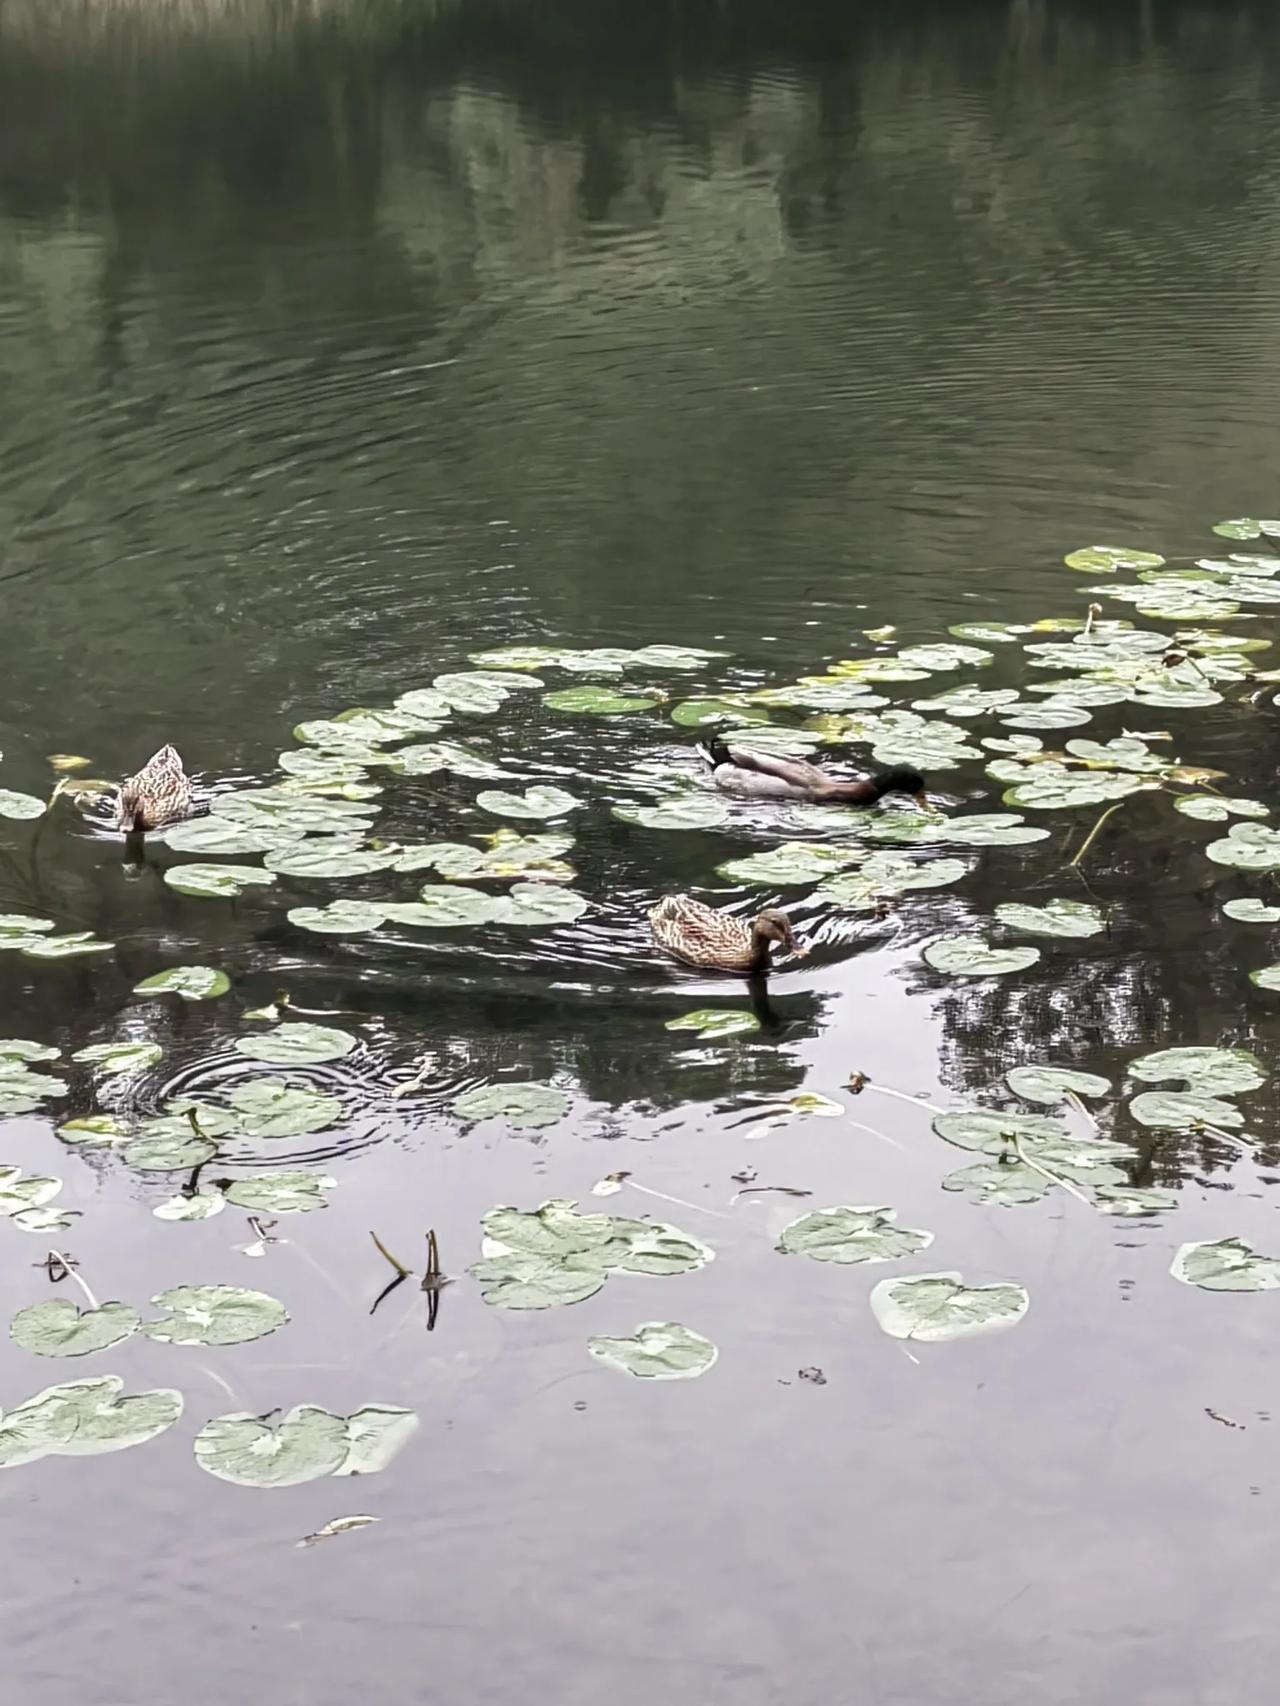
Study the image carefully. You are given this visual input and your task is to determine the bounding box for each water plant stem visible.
[1069,799,1128,870]
[1010,1137,1096,1209]
[370,1230,412,1277]
[47,1250,99,1311]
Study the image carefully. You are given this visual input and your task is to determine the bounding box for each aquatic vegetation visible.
[234,1022,357,1065]
[0,1378,182,1468]
[922,936,1040,976]
[1005,1065,1111,1104]
[134,966,230,1000]
[776,1206,933,1265]
[193,1403,416,1488]
[994,900,1105,938]
[588,1323,718,1380]
[665,1009,761,1039]
[452,1083,569,1130]
[869,1273,1030,1342]
[475,785,581,819]
[11,1300,141,1358]
[470,1199,713,1309]
[1171,1238,1280,1291]
[72,1042,163,1075]
[143,1286,288,1347]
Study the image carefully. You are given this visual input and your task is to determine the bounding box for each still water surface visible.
[3,2,1280,1701]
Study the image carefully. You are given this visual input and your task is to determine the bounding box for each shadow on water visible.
[4,2,1280,1703]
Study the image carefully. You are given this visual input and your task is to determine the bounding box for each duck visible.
[699,737,927,807]
[114,745,193,832]
[649,895,805,973]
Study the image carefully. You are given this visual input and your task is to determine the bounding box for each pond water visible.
[3,1,1280,1700]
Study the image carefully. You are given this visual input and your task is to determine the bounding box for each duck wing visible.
[721,745,831,789]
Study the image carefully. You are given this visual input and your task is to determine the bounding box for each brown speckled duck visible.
[649,895,804,973]
[700,737,927,807]
[115,745,193,832]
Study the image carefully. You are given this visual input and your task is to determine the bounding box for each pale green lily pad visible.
[11,1207,79,1233]
[23,933,114,959]
[227,1080,342,1139]
[0,915,55,944]
[911,686,1020,717]
[57,1115,128,1148]
[214,789,374,831]
[1002,769,1150,810]
[194,1405,350,1488]
[165,863,277,899]
[948,622,1023,643]
[999,702,1093,731]
[614,1225,717,1276]
[391,741,505,779]
[1171,1237,1280,1291]
[1250,964,1280,991]
[923,936,1040,976]
[433,672,523,714]
[941,1160,1051,1206]
[816,854,966,909]
[672,699,769,728]
[717,842,862,885]
[0,790,45,820]
[777,1205,932,1265]
[1211,519,1278,541]
[276,751,371,784]
[1224,899,1280,923]
[1064,545,1166,573]
[1128,1046,1266,1095]
[264,844,397,879]
[0,1040,60,1063]
[612,795,730,831]
[1175,796,1269,823]
[1129,1091,1244,1130]
[665,1009,761,1040]
[452,1082,569,1129]
[392,689,453,721]
[334,1405,420,1476]
[10,1300,141,1358]
[589,1323,717,1381]
[1063,736,1167,773]
[397,832,575,885]
[933,814,1050,848]
[72,1042,163,1075]
[1206,822,1280,871]
[994,899,1105,939]
[1093,1185,1178,1217]
[1006,1065,1111,1104]
[931,1109,1070,1153]
[476,785,581,820]
[153,1192,227,1221]
[384,889,505,928]
[8,1377,182,1460]
[144,1285,288,1347]
[492,884,590,927]
[164,818,302,856]
[134,966,230,1001]
[544,687,659,715]
[234,1022,357,1066]
[869,1272,1029,1342]
[288,900,389,934]
[0,1170,62,1216]
[470,1250,608,1310]
[122,1131,217,1171]
[225,1172,336,1214]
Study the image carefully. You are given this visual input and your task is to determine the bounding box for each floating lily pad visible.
[931,1109,1071,1153]
[122,1131,218,1171]
[1005,1065,1111,1104]
[0,914,55,946]
[225,1172,336,1214]
[912,686,1020,718]
[1063,736,1167,773]
[1000,702,1093,731]
[1093,1185,1178,1217]
[0,1169,63,1216]
[948,622,1023,643]
[384,889,505,928]
[1127,1046,1265,1095]
[1129,1091,1244,1130]
[776,1205,932,1265]
[588,1323,718,1381]
[194,1405,350,1487]
[227,1080,343,1139]
[994,899,1105,939]
[1064,545,1166,573]
[57,1115,128,1148]
[1250,964,1280,991]
[72,1042,163,1075]
[334,1405,420,1476]
[544,687,659,716]
[1211,519,1274,541]
[1176,795,1268,823]
[397,832,575,885]
[164,818,301,856]
[1002,769,1150,810]
[941,1160,1051,1206]
[0,1040,60,1063]
[492,884,590,927]
[10,1300,141,1358]
[288,900,389,935]
[134,966,230,1001]
[672,699,769,728]
[23,933,114,959]
[922,936,1040,976]
[665,1009,761,1040]
[0,790,45,820]
[144,1285,288,1347]
[153,1192,227,1221]
[817,853,966,909]
[1206,822,1280,871]
[391,741,505,779]
[234,1023,357,1066]
[264,844,397,879]
[0,1377,182,1463]
[717,842,862,885]
[165,863,278,899]
[612,795,730,831]
[933,814,1050,848]
[1223,899,1280,923]
[470,1250,609,1310]
[475,785,581,820]
[869,1272,1029,1342]
[1171,1237,1280,1291]
[452,1083,569,1129]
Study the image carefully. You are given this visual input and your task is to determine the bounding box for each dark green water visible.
[3,3,1280,1701]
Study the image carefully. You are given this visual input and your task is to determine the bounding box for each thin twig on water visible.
[369,1230,412,1277]
[1069,799,1128,870]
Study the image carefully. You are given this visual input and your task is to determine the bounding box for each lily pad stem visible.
[369,1230,412,1277]
[621,1180,731,1221]
[1009,1137,1096,1210]
[47,1249,99,1311]
[1069,799,1128,870]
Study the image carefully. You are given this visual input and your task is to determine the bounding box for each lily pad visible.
[264,844,397,879]
[1223,899,1280,923]
[0,915,55,945]
[164,818,302,856]
[776,1205,932,1265]
[122,1131,218,1171]
[0,1040,60,1063]
[716,842,862,886]
[144,1285,288,1347]
[470,1250,609,1310]
[672,699,769,729]
[1093,1185,1178,1217]
[226,1080,343,1139]
[492,884,590,927]
[1002,769,1150,811]
[1128,1091,1244,1130]
[391,741,505,779]
[10,1300,141,1358]
[1171,1237,1280,1291]
[165,863,278,899]
[931,1109,1070,1153]
[384,889,505,928]
[57,1115,128,1148]
[194,1405,350,1488]
[544,687,659,716]
[0,790,45,820]
[664,1009,761,1040]
[1211,519,1273,541]
[1005,1065,1111,1104]
[1206,822,1280,871]
[334,1405,420,1476]
[1175,796,1269,823]
[869,1272,1029,1342]
[234,1023,357,1066]
[452,1082,569,1130]
[588,1323,718,1381]
[994,900,1105,939]
[1064,545,1166,573]
[225,1172,336,1214]
[816,854,966,909]
[5,1377,182,1460]
[475,785,581,820]
[288,900,389,934]
[1250,964,1280,991]
[1127,1046,1266,1096]
[933,814,1050,848]
[612,795,730,831]
[153,1192,227,1222]
[71,1042,163,1075]
[0,1170,63,1216]
[941,1160,1051,1206]
[134,966,230,1001]
[22,933,114,959]
[922,936,1040,976]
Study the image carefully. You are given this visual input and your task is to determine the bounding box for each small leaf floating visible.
[588,1323,718,1381]
[869,1272,1030,1342]
[10,1301,141,1359]
[133,966,230,1001]
[776,1206,933,1265]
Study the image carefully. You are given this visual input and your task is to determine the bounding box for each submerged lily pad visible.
[1223,899,1280,923]
[165,863,277,899]
[544,687,659,716]
[588,1323,717,1381]
[72,1042,163,1075]
[475,785,581,820]
[1093,1185,1178,1217]
[452,1083,569,1130]
[1006,1065,1111,1104]
[225,1172,336,1214]
[1128,1046,1266,1096]
[994,900,1106,939]
[922,936,1040,976]
[612,796,730,831]
[334,1406,420,1476]
[869,1272,1029,1342]
[194,1406,349,1488]
[665,1009,761,1040]
[776,1205,932,1265]
[1171,1237,1280,1291]
[134,966,230,1001]
[10,1300,141,1358]
[144,1286,288,1347]
[234,1023,357,1066]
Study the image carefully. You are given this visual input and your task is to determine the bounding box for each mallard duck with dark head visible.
[649,895,805,973]
[115,745,193,832]
[699,737,926,807]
